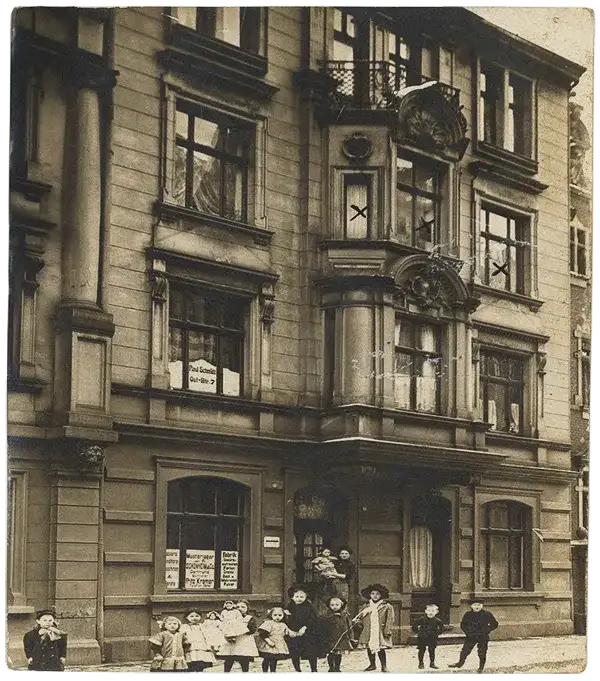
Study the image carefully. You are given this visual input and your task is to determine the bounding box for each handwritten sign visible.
[185,549,215,589]
[220,550,239,590]
[165,549,180,590]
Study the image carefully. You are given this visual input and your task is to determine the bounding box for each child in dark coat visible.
[411,604,445,669]
[448,599,498,673]
[319,596,356,672]
[23,609,68,671]
[286,584,323,672]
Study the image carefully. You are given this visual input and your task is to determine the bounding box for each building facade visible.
[8,7,585,665]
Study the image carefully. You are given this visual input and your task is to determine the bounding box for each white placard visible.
[263,536,281,548]
[165,549,180,590]
[220,550,239,590]
[185,549,216,589]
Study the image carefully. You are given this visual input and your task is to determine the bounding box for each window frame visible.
[573,330,591,410]
[570,219,590,277]
[479,348,526,434]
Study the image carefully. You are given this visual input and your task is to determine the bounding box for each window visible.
[333,8,358,62]
[378,30,419,91]
[344,174,371,238]
[479,205,528,294]
[480,350,524,434]
[480,501,531,590]
[574,334,591,409]
[394,318,441,413]
[7,471,29,607]
[166,477,246,591]
[479,63,533,158]
[175,6,261,53]
[168,286,247,396]
[576,468,589,534]
[173,102,252,222]
[570,221,589,276]
[395,156,443,251]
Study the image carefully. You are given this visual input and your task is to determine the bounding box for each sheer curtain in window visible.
[410,525,433,588]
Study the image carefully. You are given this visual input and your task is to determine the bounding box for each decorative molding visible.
[469,159,547,194]
[263,555,283,566]
[472,320,549,344]
[150,271,168,303]
[342,132,373,161]
[104,552,154,565]
[469,283,544,311]
[103,510,155,524]
[471,140,538,177]
[259,293,275,327]
[63,50,118,92]
[104,468,155,483]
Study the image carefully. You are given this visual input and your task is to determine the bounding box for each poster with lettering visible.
[220,550,239,590]
[185,549,216,589]
[165,549,180,590]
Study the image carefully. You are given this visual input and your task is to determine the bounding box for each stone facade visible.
[8,7,586,665]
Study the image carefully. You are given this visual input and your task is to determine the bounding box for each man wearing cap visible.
[448,599,498,673]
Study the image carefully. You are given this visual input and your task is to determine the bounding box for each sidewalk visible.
[60,636,586,673]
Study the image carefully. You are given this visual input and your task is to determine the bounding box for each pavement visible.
[55,635,585,674]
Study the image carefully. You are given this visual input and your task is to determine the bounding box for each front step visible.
[407,628,464,646]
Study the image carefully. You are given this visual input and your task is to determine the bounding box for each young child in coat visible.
[354,583,395,672]
[285,584,324,672]
[411,603,445,669]
[448,599,499,673]
[23,609,68,671]
[180,610,218,672]
[256,606,307,672]
[218,600,259,672]
[319,596,356,672]
[149,615,188,671]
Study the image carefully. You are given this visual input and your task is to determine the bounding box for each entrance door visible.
[409,493,452,623]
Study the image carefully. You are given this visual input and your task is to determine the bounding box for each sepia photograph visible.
[5,3,593,673]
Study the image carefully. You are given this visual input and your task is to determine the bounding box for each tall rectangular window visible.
[168,287,246,396]
[570,225,589,276]
[344,174,371,238]
[173,102,252,222]
[395,157,442,251]
[479,205,528,294]
[480,350,524,434]
[333,8,357,62]
[176,7,261,53]
[394,318,441,413]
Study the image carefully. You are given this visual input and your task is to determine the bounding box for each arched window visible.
[166,477,246,591]
[480,501,532,590]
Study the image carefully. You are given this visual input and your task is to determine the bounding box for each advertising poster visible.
[185,549,216,589]
[165,549,180,590]
[220,550,239,590]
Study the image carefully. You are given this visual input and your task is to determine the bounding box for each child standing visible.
[411,604,445,669]
[149,615,188,672]
[218,600,259,672]
[23,609,68,671]
[286,584,324,672]
[256,606,306,672]
[319,596,356,672]
[448,599,498,673]
[180,610,217,672]
[354,583,395,672]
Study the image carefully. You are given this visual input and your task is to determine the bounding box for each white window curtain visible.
[509,403,520,433]
[487,399,497,430]
[409,525,433,588]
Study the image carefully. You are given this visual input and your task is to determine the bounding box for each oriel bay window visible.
[395,156,442,251]
[480,501,532,590]
[394,318,441,413]
[166,477,246,591]
[173,102,252,222]
[480,350,524,434]
[168,286,246,396]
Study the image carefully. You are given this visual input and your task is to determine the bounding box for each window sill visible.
[155,201,274,245]
[570,273,590,288]
[470,283,543,311]
[7,376,47,394]
[486,431,571,451]
[10,175,53,202]
[151,592,278,604]
[472,140,538,176]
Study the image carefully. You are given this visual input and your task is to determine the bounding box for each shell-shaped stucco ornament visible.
[404,109,448,150]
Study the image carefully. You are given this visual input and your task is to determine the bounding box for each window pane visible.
[508,387,521,434]
[167,515,181,549]
[192,151,221,215]
[488,211,507,238]
[347,14,356,38]
[168,481,184,512]
[333,39,354,62]
[397,158,413,186]
[188,293,218,326]
[333,8,342,32]
[217,483,242,515]
[346,181,369,238]
[416,357,437,413]
[488,503,508,528]
[175,109,189,140]
[396,319,413,348]
[221,335,242,396]
[395,189,412,244]
[394,351,412,409]
[223,161,244,221]
[220,520,241,551]
[577,243,586,275]
[509,535,523,588]
[414,196,435,251]
[414,165,437,193]
[184,519,216,550]
[417,324,436,352]
[188,331,218,393]
[488,240,508,290]
[220,7,241,47]
[168,327,184,390]
[222,300,245,331]
[170,289,185,320]
[489,535,509,588]
[195,117,220,149]
[176,7,197,29]
[185,478,217,514]
[508,503,525,529]
[488,382,507,431]
[173,145,187,206]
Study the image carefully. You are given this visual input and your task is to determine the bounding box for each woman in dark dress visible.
[285,584,323,672]
[335,546,356,606]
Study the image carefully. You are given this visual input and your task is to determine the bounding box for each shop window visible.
[480,501,532,590]
[168,285,247,396]
[172,102,253,223]
[478,63,533,158]
[395,156,443,251]
[394,317,441,413]
[174,6,262,54]
[479,204,529,295]
[166,477,246,591]
[480,350,524,434]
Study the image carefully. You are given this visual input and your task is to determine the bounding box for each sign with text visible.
[165,549,180,589]
[185,549,215,589]
[263,536,281,548]
[220,550,239,590]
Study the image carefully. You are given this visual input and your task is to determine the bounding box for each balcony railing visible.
[321,60,460,113]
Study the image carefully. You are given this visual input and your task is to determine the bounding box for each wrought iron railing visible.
[321,60,460,112]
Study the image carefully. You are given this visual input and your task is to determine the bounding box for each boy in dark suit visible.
[23,609,68,671]
[448,599,498,673]
[411,603,445,669]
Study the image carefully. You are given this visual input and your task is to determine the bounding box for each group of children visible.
[23,592,498,673]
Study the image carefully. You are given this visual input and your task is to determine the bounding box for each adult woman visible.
[335,546,356,605]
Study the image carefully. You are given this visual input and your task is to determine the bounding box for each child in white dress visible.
[256,607,307,673]
[180,610,218,672]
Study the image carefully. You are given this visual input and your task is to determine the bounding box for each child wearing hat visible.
[353,584,395,672]
[319,595,357,672]
[23,609,68,671]
[411,603,445,669]
[285,584,324,672]
[149,615,188,671]
[448,599,498,673]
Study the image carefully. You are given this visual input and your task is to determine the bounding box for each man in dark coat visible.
[285,584,323,672]
[23,609,68,671]
[448,599,498,673]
